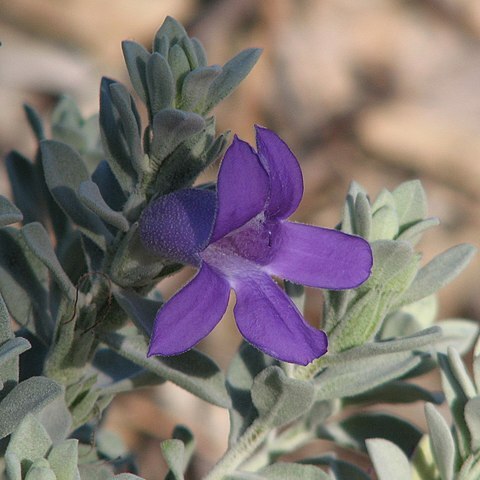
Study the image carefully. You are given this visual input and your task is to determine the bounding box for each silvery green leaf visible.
[47,439,80,480]
[260,462,331,479]
[446,347,476,398]
[34,393,72,444]
[99,78,140,193]
[457,453,480,480]
[154,16,188,47]
[40,140,112,249]
[172,425,195,474]
[251,366,314,428]
[70,388,101,428]
[150,109,205,165]
[380,311,423,339]
[399,294,438,329]
[358,240,417,296]
[109,224,169,288]
[51,95,82,131]
[122,40,150,104]
[0,376,63,439]
[0,291,13,343]
[113,475,144,479]
[5,452,22,480]
[319,412,422,455]
[43,300,97,385]
[24,103,46,141]
[180,36,199,69]
[366,438,412,480]
[51,96,87,156]
[65,374,97,407]
[227,341,274,444]
[24,463,57,480]
[353,193,371,239]
[92,347,164,397]
[300,455,370,480]
[180,66,223,112]
[78,464,115,480]
[78,180,129,232]
[323,289,353,333]
[330,326,441,363]
[153,122,215,195]
[435,319,479,356]
[344,380,443,406]
[92,160,126,212]
[370,205,399,241]
[100,332,231,408]
[439,352,471,458]
[439,348,476,457]
[0,337,31,365]
[0,195,22,226]
[341,182,369,235]
[425,403,455,480]
[161,439,184,480]
[154,33,169,57]
[203,48,262,114]
[314,351,422,401]
[396,217,440,245]
[21,222,76,300]
[0,337,31,399]
[203,129,229,167]
[397,244,477,307]
[225,473,264,480]
[329,241,418,350]
[465,397,480,452]
[113,288,161,336]
[191,38,207,67]
[146,53,175,115]
[169,43,191,96]
[5,150,44,225]
[328,288,392,351]
[0,295,25,398]
[108,83,144,172]
[0,227,53,343]
[393,180,427,228]
[371,188,395,214]
[6,414,52,469]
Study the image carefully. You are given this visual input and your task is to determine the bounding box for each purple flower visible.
[139,126,372,365]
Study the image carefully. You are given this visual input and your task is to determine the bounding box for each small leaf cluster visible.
[367,339,480,480]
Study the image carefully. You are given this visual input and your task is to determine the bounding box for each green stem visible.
[204,418,270,480]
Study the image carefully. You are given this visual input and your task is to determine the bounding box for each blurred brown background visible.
[1,0,480,478]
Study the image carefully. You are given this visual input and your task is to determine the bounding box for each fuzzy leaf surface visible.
[100,332,230,408]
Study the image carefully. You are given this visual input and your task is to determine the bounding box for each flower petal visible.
[148,263,230,356]
[266,221,373,289]
[210,135,269,242]
[232,271,327,365]
[255,126,304,220]
[139,188,216,265]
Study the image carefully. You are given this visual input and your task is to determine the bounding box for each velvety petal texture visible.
[232,272,328,365]
[148,263,230,356]
[140,126,373,365]
[139,188,216,265]
[210,136,269,243]
[266,221,373,289]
